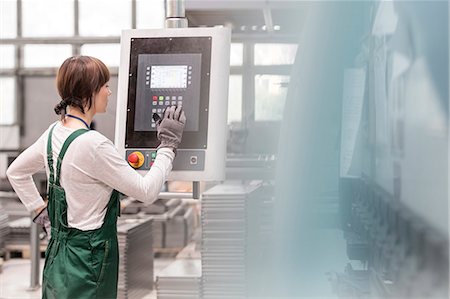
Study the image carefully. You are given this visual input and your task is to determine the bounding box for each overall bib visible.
[42,124,120,299]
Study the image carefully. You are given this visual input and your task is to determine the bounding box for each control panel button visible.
[128,153,139,163]
[190,156,198,165]
[127,151,145,169]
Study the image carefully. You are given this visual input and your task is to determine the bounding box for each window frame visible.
[0,0,137,128]
[0,0,299,129]
[230,39,297,124]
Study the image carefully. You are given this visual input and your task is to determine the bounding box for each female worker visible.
[6,55,185,298]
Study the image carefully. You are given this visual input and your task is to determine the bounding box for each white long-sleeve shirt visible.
[6,121,174,230]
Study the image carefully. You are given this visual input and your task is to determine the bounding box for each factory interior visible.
[0,0,448,298]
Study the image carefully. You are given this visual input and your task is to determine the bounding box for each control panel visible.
[115,28,231,181]
[134,53,202,133]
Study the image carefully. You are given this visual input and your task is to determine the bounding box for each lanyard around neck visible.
[66,114,90,130]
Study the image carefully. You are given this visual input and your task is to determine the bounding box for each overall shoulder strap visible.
[46,124,58,185]
[54,129,89,186]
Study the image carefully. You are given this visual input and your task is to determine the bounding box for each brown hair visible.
[54,56,110,118]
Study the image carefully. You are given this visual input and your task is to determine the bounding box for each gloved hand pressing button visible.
[33,206,51,240]
[155,106,186,153]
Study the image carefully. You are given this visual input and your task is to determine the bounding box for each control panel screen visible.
[134,53,201,133]
[151,65,188,89]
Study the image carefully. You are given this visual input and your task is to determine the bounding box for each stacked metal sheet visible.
[201,182,262,299]
[0,205,9,248]
[116,217,154,299]
[117,213,164,249]
[151,214,166,248]
[147,202,197,250]
[2,199,28,221]
[165,205,196,248]
[141,198,181,214]
[121,200,141,214]
[156,259,201,299]
[121,198,189,249]
[144,198,183,249]
[7,217,31,244]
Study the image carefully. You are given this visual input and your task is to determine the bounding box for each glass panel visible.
[0,0,17,38]
[81,44,120,67]
[0,45,15,69]
[254,75,289,121]
[79,0,131,36]
[254,43,297,65]
[136,0,164,29]
[228,75,242,123]
[24,45,72,68]
[0,77,16,125]
[230,43,243,66]
[22,0,73,37]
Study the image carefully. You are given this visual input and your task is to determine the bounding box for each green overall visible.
[42,124,120,299]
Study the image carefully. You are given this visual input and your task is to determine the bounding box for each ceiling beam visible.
[0,36,120,45]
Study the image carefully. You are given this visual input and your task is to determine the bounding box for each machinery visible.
[275,1,449,298]
[115,27,231,181]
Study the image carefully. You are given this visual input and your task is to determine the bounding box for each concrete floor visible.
[0,257,176,299]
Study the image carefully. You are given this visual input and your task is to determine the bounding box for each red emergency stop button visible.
[127,151,144,168]
[128,153,139,163]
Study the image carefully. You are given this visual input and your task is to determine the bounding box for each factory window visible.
[136,0,165,29]
[0,0,17,38]
[81,44,121,67]
[228,75,242,124]
[254,43,297,65]
[0,46,16,69]
[23,45,72,68]
[0,77,16,125]
[22,0,74,37]
[230,43,243,66]
[254,75,289,121]
[79,0,131,36]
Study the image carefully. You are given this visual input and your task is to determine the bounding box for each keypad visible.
[151,95,183,127]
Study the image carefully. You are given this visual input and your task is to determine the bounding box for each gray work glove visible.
[155,105,186,152]
[33,207,51,240]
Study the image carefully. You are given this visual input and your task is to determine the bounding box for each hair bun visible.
[54,99,68,115]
